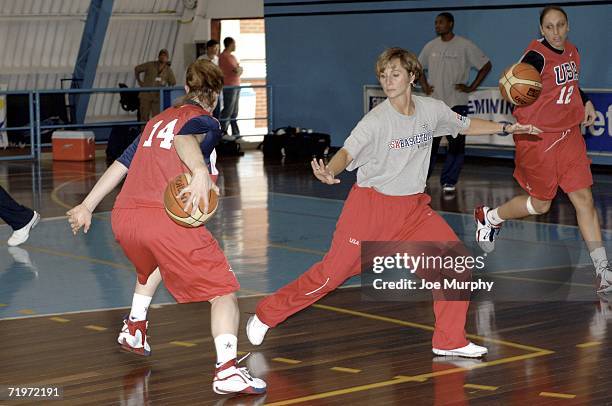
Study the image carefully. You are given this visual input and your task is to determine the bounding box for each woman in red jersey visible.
[67,60,265,396]
[474,6,610,295]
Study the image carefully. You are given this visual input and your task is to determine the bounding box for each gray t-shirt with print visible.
[343,96,470,196]
[418,35,489,107]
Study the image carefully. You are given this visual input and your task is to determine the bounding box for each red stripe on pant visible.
[256,185,470,350]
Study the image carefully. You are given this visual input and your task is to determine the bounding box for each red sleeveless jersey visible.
[114,104,207,209]
[513,39,584,132]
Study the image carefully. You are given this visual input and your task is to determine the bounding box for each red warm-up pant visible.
[256,185,470,350]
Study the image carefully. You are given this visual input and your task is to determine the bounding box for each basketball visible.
[498,62,543,106]
[163,173,219,227]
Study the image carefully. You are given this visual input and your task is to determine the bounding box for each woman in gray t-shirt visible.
[246,47,540,358]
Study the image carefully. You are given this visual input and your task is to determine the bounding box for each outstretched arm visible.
[311,148,353,185]
[461,118,541,136]
[67,161,129,234]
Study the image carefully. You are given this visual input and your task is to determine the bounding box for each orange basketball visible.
[163,173,219,227]
[498,62,542,106]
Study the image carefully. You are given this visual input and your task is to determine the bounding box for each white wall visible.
[174,0,264,83]
[201,0,263,19]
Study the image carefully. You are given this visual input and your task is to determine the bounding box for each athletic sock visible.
[215,334,238,366]
[129,293,152,321]
[486,208,504,226]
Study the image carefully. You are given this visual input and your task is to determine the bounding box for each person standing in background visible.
[419,12,492,194]
[135,49,177,121]
[219,37,243,140]
[199,39,220,66]
[198,40,222,118]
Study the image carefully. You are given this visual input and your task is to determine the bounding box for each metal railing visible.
[0,84,272,161]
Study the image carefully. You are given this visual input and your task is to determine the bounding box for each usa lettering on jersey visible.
[553,61,579,85]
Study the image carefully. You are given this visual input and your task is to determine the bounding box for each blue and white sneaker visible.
[474,205,502,253]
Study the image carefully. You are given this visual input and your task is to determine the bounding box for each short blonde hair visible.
[375,47,422,81]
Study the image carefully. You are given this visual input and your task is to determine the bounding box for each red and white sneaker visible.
[213,356,267,395]
[117,316,151,356]
[474,205,502,253]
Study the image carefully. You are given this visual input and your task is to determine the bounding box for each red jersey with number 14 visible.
[513,39,584,132]
[114,104,206,209]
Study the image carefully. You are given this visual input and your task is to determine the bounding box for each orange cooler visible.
[52,131,95,161]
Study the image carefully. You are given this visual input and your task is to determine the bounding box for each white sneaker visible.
[432,342,488,358]
[7,211,40,246]
[474,205,501,253]
[442,184,456,193]
[246,315,269,346]
[213,357,267,395]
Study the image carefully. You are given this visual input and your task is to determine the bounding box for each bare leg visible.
[497,195,551,220]
[211,292,267,393]
[567,187,602,249]
[210,293,240,337]
[567,188,612,293]
[134,267,163,297]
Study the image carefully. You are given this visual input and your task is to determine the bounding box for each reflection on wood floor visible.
[1,150,611,405]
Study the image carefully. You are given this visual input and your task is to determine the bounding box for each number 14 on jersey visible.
[143,119,179,149]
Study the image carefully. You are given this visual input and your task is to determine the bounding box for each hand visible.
[455,84,473,93]
[177,168,220,216]
[583,101,596,126]
[67,204,93,235]
[311,158,340,185]
[507,123,542,135]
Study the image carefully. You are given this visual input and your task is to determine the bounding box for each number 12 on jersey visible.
[143,119,178,149]
[556,85,574,105]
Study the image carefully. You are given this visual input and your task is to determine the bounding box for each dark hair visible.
[206,39,219,48]
[174,59,224,108]
[540,5,568,25]
[158,48,169,57]
[223,37,235,48]
[437,12,454,25]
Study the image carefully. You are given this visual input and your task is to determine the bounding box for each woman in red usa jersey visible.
[475,6,611,296]
[66,60,266,396]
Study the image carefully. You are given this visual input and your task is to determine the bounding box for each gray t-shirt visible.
[418,35,489,107]
[343,96,470,196]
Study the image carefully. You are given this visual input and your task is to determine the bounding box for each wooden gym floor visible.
[1,150,611,405]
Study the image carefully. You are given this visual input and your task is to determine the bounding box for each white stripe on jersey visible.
[209,149,219,175]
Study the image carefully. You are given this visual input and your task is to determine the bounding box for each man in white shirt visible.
[198,39,220,66]
[419,12,492,193]
[198,39,221,118]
